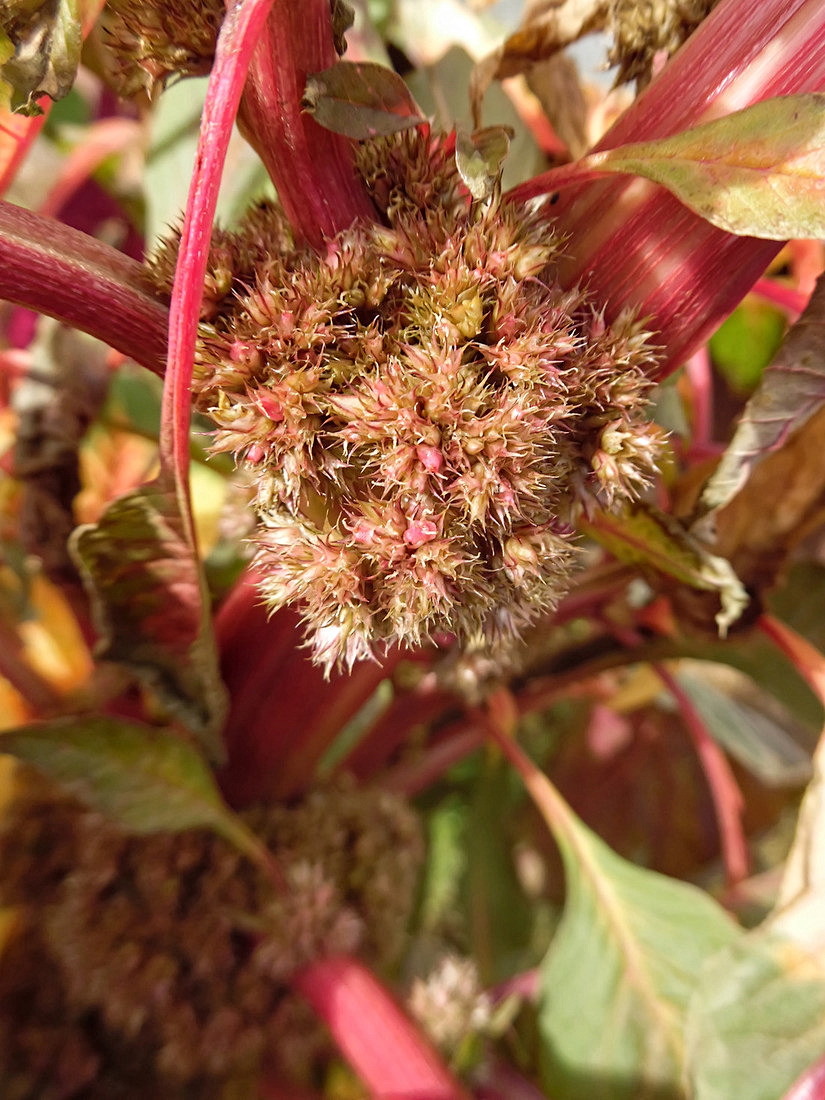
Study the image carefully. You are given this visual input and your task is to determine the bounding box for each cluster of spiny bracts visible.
[151,131,663,670]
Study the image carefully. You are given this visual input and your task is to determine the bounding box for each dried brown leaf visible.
[471,0,608,118]
[525,52,589,158]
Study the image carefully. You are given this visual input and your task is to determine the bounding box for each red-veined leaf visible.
[69,476,227,759]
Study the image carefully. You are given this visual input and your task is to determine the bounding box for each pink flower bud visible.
[416,444,443,472]
[253,390,284,422]
[404,519,439,548]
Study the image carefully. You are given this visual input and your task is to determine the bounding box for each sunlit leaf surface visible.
[591,95,825,241]
[539,811,739,1099]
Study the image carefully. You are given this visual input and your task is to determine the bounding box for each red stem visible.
[0,200,168,372]
[654,663,749,886]
[216,576,398,804]
[292,956,468,1100]
[237,0,376,247]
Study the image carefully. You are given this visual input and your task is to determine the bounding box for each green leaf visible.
[672,662,812,788]
[488,720,741,1100]
[589,94,825,240]
[0,0,83,114]
[580,502,748,636]
[709,297,786,393]
[685,934,825,1100]
[539,814,739,1099]
[466,756,533,983]
[69,477,227,761]
[302,60,425,139]
[0,716,269,869]
[145,75,274,250]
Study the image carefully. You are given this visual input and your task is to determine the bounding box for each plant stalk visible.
[0,200,168,373]
[237,0,376,247]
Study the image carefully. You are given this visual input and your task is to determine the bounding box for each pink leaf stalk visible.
[0,200,168,370]
[163,0,277,510]
[782,1052,825,1100]
[237,0,376,247]
[510,0,825,376]
[292,956,469,1100]
[653,662,748,886]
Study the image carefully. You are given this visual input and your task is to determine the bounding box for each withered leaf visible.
[455,123,512,200]
[471,0,608,119]
[303,60,425,139]
[0,0,85,114]
[330,0,355,56]
[69,474,227,761]
[13,318,109,579]
[526,52,589,158]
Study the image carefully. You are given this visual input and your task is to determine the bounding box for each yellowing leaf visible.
[18,574,92,692]
[588,94,825,240]
[580,502,748,636]
[0,684,29,731]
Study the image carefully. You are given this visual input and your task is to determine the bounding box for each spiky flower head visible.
[150,129,663,671]
[100,0,225,97]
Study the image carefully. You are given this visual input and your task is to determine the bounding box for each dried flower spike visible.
[151,130,663,671]
[609,0,720,87]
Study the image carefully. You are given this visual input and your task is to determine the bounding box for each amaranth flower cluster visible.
[150,130,663,670]
[0,769,423,1098]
